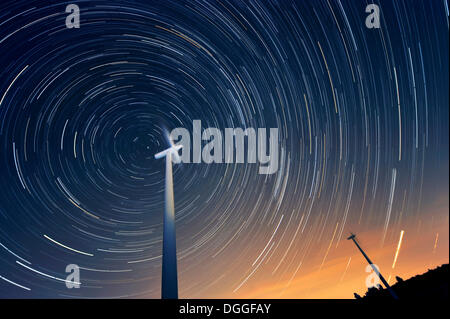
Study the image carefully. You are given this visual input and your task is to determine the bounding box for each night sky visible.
[0,0,448,298]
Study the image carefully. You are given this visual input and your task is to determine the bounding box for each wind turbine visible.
[347,233,399,300]
[155,142,183,299]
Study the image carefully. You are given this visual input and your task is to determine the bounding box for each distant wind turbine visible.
[348,233,399,300]
[155,142,183,299]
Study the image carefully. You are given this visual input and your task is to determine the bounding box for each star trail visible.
[0,0,448,298]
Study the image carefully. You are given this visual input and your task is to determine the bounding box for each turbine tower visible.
[155,143,183,299]
[347,233,399,300]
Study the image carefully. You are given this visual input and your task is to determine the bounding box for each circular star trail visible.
[0,0,448,298]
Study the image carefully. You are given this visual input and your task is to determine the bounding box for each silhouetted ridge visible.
[354,264,449,300]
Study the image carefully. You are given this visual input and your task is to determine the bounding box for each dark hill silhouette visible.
[354,264,449,300]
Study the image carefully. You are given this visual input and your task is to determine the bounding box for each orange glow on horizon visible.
[212,215,449,299]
